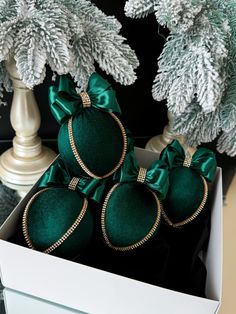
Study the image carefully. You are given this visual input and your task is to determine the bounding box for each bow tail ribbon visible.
[49,73,121,125]
[160,140,217,182]
[191,149,217,182]
[39,158,106,202]
[118,149,169,200]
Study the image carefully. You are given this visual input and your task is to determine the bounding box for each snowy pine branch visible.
[125,0,155,19]
[125,0,236,156]
[125,0,205,31]
[0,0,139,94]
[217,127,236,156]
[172,101,221,147]
[154,0,206,32]
[152,5,230,114]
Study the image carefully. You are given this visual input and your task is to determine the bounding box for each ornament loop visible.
[101,183,162,251]
[137,167,147,183]
[68,177,80,191]
[162,176,208,228]
[68,113,127,179]
[80,91,91,108]
[22,188,89,255]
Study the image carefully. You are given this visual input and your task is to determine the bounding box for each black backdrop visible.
[93,0,168,139]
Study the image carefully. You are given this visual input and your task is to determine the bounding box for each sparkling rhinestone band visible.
[101,183,162,251]
[183,151,192,168]
[68,112,128,179]
[80,91,91,108]
[162,176,208,228]
[22,188,88,255]
[68,177,80,191]
[137,167,147,183]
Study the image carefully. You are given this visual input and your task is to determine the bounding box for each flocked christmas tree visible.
[0,0,139,96]
[125,0,236,156]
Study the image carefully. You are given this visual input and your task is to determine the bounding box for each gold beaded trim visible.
[68,177,80,191]
[162,176,208,228]
[22,188,88,255]
[101,183,162,251]
[137,168,147,183]
[183,151,192,168]
[80,91,91,108]
[68,112,127,179]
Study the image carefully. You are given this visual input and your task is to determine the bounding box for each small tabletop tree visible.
[125,0,236,156]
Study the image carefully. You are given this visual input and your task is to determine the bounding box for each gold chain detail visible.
[22,188,88,255]
[68,177,80,191]
[137,167,147,183]
[162,176,208,228]
[68,112,127,179]
[80,91,91,108]
[101,183,162,251]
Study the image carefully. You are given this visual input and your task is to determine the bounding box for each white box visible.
[0,148,223,314]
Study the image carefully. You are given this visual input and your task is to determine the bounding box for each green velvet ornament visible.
[22,188,94,259]
[58,107,126,178]
[160,140,217,228]
[102,182,162,251]
[49,73,127,179]
[101,149,169,251]
[163,167,205,224]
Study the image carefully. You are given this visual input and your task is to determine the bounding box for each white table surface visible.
[3,289,86,314]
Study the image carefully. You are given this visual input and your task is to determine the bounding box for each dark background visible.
[0,0,235,194]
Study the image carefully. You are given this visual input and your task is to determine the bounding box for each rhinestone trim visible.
[80,91,91,108]
[137,167,147,184]
[22,188,88,255]
[68,177,80,191]
[101,183,162,251]
[183,151,192,168]
[68,112,127,179]
[162,176,208,228]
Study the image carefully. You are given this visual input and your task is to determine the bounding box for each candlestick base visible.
[0,146,56,197]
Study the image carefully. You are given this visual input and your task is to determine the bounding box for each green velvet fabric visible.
[58,107,125,177]
[163,167,205,223]
[27,188,93,258]
[105,183,160,247]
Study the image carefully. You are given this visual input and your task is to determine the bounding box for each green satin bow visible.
[160,140,217,182]
[118,150,169,200]
[49,73,121,124]
[39,157,106,202]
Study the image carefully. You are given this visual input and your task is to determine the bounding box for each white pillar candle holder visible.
[0,59,56,197]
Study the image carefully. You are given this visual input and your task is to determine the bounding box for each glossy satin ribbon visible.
[49,73,121,124]
[39,158,106,202]
[118,150,169,200]
[160,140,217,182]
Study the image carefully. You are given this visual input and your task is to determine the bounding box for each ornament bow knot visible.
[118,150,169,200]
[49,73,121,124]
[160,140,217,182]
[39,158,106,201]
